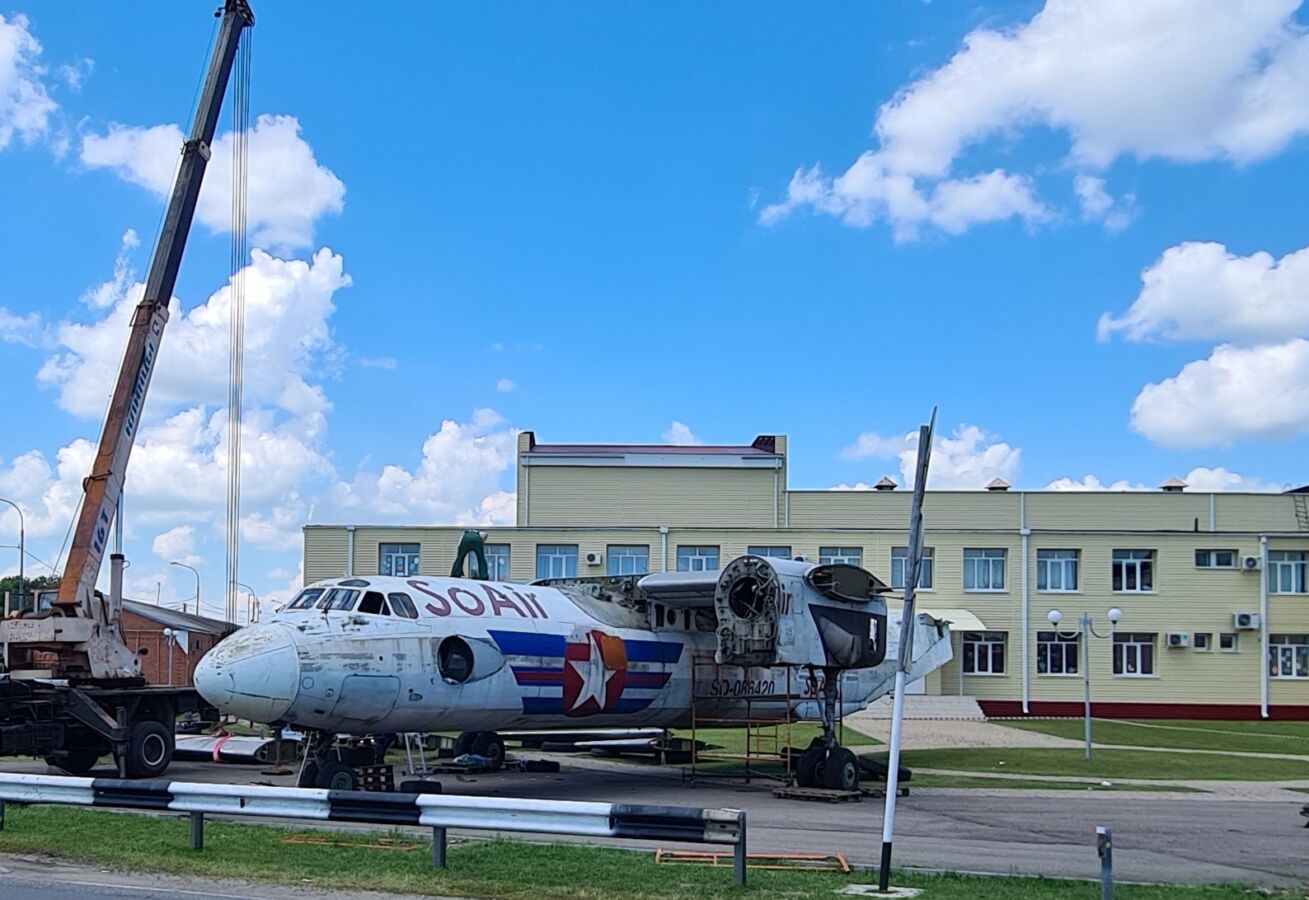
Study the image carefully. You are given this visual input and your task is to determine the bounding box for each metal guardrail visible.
[0,773,748,885]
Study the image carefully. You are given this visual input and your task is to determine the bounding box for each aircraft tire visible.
[471,732,505,770]
[316,760,359,791]
[823,747,860,792]
[795,746,825,788]
[297,760,320,789]
[452,731,476,757]
[123,720,173,779]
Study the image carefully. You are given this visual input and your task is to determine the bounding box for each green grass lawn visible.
[909,773,1205,792]
[0,805,1286,899]
[879,747,1309,781]
[998,718,1309,755]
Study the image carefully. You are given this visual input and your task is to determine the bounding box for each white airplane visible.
[195,554,951,792]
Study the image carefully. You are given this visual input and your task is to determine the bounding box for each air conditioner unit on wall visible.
[1241,555,1261,572]
[584,551,603,566]
[1165,632,1190,648]
[1233,611,1261,630]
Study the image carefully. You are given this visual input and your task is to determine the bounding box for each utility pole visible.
[171,561,200,615]
[0,498,24,613]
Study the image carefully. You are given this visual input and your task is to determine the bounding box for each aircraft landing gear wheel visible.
[45,743,106,775]
[316,760,359,791]
[297,760,320,789]
[795,745,825,788]
[471,731,505,770]
[823,747,860,792]
[122,720,173,779]
[452,731,476,758]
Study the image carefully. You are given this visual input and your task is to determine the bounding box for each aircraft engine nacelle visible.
[433,635,506,685]
[713,556,888,669]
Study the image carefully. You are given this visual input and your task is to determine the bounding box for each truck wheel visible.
[471,732,505,770]
[316,760,359,791]
[124,720,173,778]
[45,743,106,775]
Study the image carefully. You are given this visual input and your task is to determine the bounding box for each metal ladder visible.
[1294,494,1309,532]
[401,732,430,776]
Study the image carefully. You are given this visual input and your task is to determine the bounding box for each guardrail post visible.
[1096,826,1112,900]
[0,798,6,831]
[189,811,205,850]
[733,811,747,887]
[431,826,447,869]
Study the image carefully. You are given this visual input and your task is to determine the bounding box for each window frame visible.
[818,546,863,567]
[1193,632,1213,652]
[387,592,419,619]
[379,542,421,577]
[1036,630,1080,676]
[1194,549,1237,569]
[890,546,935,590]
[607,544,650,576]
[1268,634,1309,679]
[1036,549,1079,593]
[961,630,1007,675]
[963,548,1007,593]
[747,545,793,560]
[483,543,511,582]
[535,544,579,580]
[1219,632,1239,653]
[676,545,720,572]
[1112,549,1155,593]
[1112,632,1157,677]
[1268,550,1308,594]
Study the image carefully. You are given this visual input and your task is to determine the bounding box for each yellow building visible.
[305,432,1309,719]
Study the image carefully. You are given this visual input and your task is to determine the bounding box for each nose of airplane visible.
[194,623,300,723]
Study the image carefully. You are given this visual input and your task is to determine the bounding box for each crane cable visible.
[225,29,251,625]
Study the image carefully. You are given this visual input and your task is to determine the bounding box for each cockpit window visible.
[286,588,324,610]
[358,591,391,616]
[388,592,418,619]
[316,588,360,611]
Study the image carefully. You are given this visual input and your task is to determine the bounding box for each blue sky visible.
[2,1,1308,616]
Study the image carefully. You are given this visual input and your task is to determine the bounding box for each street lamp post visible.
[1047,607,1122,760]
[170,561,200,614]
[0,497,25,613]
[161,627,177,687]
[235,581,258,625]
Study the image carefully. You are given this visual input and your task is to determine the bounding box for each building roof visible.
[522,432,782,458]
[122,599,236,636]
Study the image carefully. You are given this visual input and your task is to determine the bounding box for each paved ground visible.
[844,712,1082,750]
[2,753,1306,889]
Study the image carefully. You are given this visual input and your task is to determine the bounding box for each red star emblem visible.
[562,630,628,716]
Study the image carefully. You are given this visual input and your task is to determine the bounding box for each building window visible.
[1036,631,1079,675]
[607,545,649,575]
[484,544,511,581]
[1112,550,1154,593]
[1268,551,1308,594]
[677,546,720,572]
[890,547,934,589]
[1269,634,1309,679]
[536,544,578,580]
[1193,632,1212,651]
[747,545,792,559]
[379,543,420,577]
[962,631,1006,675]
[1113,633,1156,676]
[963,548,1006,592]
[1036,549,1078,592]
[1219,632,1239,652]
[1194,549,1236,569]
[819,546,862,567]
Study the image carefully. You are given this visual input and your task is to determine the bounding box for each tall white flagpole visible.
[878,409,935,891]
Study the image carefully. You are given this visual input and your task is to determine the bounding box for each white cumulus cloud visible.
[0,13,56,150]
[1130,339,1309,447]
[763,0,1309,237]
[662,421,701,445]
[842,424,1021,489]
[496,378,517,392]
[151,524,199,566]
[81,114,344,251]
